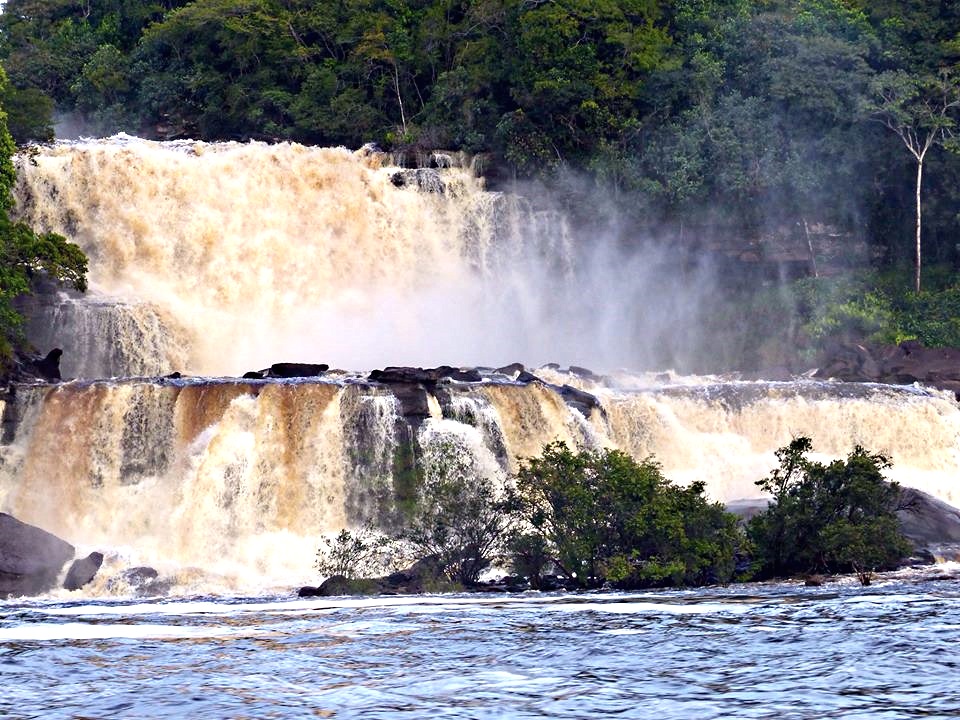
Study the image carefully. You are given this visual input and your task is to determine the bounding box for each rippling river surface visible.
[2,574,960,719]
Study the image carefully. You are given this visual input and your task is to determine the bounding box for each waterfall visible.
[13,135,714,377]
[0,374,957,592]
[4,136,960,594]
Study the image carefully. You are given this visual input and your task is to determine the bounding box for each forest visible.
[1,0,960,365]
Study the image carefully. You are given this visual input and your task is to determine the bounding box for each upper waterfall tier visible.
[12,136,711,378]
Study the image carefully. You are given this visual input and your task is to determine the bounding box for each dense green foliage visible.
[3,0,960,279]
[749,437,910,584]
[0,69,86,360]
[508,442,738,588]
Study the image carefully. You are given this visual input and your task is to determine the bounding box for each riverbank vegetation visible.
[314,437,910,593]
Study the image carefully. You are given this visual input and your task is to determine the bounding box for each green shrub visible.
[507,442,739,588]
[749,437,910,584]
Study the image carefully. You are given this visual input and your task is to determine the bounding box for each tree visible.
[870,69,960,292]
[397,434,512,585]
[508,442,738,589]
[749,437,910,584]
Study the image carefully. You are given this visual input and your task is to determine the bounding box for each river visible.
[3,570,959,719]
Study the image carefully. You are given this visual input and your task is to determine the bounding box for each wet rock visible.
[555,384,602,417]
[804,575,825,587]
[390,168,446,193]
[35,348,63,380]
[164,371,182,380]
[266,362,328,378]
[242,370,264,379]
[5,348,64,383]
[122,566,159,585]
[0,513,74,598]
[896,488,960,560]
[63,551,104,591]
[516,371,540,384]
[495,362,525,377]
[568,365,600,381]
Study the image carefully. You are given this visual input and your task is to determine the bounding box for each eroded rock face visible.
[0,513,74,597]
[817,341,960,398]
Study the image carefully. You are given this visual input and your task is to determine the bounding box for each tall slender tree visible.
[870,69,960,292]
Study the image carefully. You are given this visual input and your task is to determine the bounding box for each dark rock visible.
[298,585,324,597]
[556,384,602,417]
[35,348,63,380]
[121,566,159,585]
[804,574,825,587]
[266,362,329,379]
[6,348,65,384]
[568,365,600,381]
[63,551,104,591]
[106,566,170,596]
[317,575,356,595]
[390,168,446,193]
[390,383,432,420]
[164,371,182,380]
[447,368,482,383]
[0,513,74,597]
[516,371,540,384]
[896,488,960,561]
[242,370,264,379]
[495,362,525,376]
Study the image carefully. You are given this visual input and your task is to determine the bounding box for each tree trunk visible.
[915,158,923,293]
[394,65,407,137]
[802,217,818,278]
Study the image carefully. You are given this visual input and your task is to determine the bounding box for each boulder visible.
[63,551,104,591]
[35,349,63,381]
[897,488,960,560]
[390,168,446,193]
[495,362,525,377]
[5,348,64,384]
[266,362,329,378]
[108,566,172,597]
[568,365,601,381]
[555,383,602,417]
[0,513,74,597]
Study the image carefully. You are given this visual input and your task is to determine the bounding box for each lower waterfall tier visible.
[0,374,957,594]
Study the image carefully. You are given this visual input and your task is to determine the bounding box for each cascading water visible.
[3,136,960,594]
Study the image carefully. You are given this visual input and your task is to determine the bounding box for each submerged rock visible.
[107,566,171,597]
[0,513,74,598]
[63,551,104,591]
